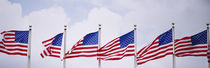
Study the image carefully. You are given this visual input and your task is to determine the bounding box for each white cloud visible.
[0,0,70,68]
[23,6,70,68]
[0,0,27,30]
[66,7,137,68]
[1,0,210,68]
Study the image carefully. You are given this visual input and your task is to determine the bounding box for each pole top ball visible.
[172,22,175,25]
[134,24,137,27]
[206,23,209,26]
[29,25,32,27]
[99,24,101,26]
[64,25,67,27]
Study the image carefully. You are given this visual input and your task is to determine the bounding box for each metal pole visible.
[64,25,67,68]
[172,22,175,68]
[206,23,209,68]
[98,24,101,68]
[134,25,137,68]
[27,25,32,68]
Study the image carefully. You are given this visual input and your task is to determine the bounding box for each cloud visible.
[0,0,27,30]
[66,7,137,68]
[0,0,70,68]
[23,6,70,68]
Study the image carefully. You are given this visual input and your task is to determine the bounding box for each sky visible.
[0,0,210,68]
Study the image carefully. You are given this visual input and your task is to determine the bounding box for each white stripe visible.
[66,52,97,56]
[100,47,134,57]
[137,51,172,64]
[141,42,172,57]
[100,45,134,55]
[75,45,98,48]
[175,39,191,44]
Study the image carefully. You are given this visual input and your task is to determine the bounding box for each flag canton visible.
[120,30,134,48]
[15,31,29,44]
[52,33,63,46]
[191,30,207,45]
[83,31,98,45]
[159,29,172,46]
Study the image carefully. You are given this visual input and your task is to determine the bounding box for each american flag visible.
[40,33,63,58]
[175,30,207,57]
[137,29,173,65]
[0,30,29,56]
[98,30,135,60]
[65,31,98,59]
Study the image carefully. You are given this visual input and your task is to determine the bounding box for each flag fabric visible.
[40,33,63,58]
[64,31,98,59]
[0,30,29,56]
[136,29,173,65]
[98,30,135,60]
[175,30,207,57]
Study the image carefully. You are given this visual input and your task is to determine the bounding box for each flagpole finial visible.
[206,23,209,26]
[172,22,175,26]
[29,25,32,30]
[134,24,137,27]
[64,25,67,30]
[99,24,101,26]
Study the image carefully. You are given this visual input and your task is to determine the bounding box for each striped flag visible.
[98,30,135,60]
[137,29,173,65]
[40,33,63,58]
[0,30,29,56]
[175,30,207,57]
[64,31,98,59]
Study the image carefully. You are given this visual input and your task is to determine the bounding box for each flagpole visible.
[206,23,210,68]
[172,22,176,68]
[134,24,137,68]
[63,25,67,68]
[27,25,32,68]
[98,24,101,68]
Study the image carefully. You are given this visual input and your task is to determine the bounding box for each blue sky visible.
[1,0,210,68]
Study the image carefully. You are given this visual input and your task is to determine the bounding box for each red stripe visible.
[99,46,134,56]
[0,50,27,56]
[141,44,172,57]
[5,37,15,39]
[73,46,98,50]
[100,38,119,49]
[65,54,98,59]
[42,37,54,44]
[1,30,15,34]
[137,52,172,65]
[4,34,15,37]
[0,45,5,49]
[99,54,134,60]
[70,50,97,54]
[176,50,207,56]
[44,42,53,47]
[2,39,15,43]
[4,44,28,48]
[43,50,48,56]
[40,53,44,58]
[99,49,134,56]
[175,46,207,53]
[6,48,27,52]
[99,43,120,51]
[178,54,207,57]
[51,51,61,54]
[49,55,60,58]
[139,48,173,60]
[138,39,159,57]
[175,44,192,50]
[50,47,61,50]
[175,40,191,46]
[175,37,191,43]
